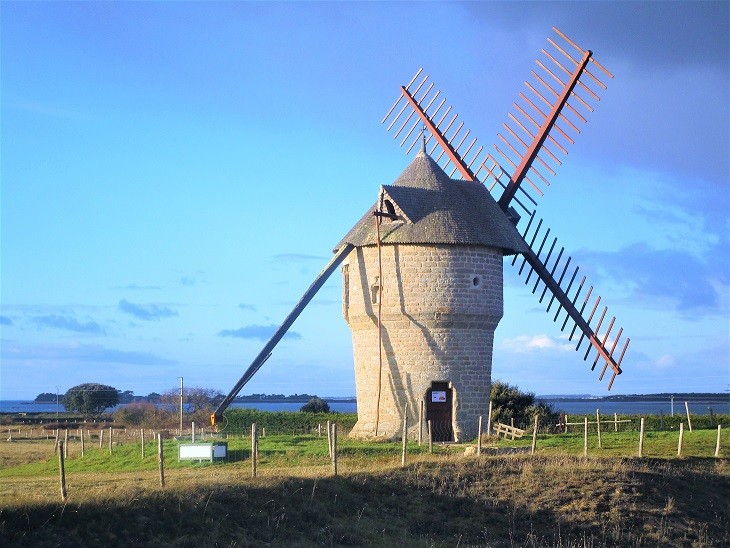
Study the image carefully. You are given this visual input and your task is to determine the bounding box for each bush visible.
[300,397,330,413]
[490,380,559,430]
[113,402,174,428]
[220,409,357,435]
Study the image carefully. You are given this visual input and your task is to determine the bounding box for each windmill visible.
[211,28,630,441]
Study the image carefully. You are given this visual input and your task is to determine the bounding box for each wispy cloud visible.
[0,316,13,326]
[116,283,161,291]
[271,253,328,263]
[577,243,727,317]
[118,299,178,321]
[239,304,257,312]
[218,324,301,341]
[1,341,177,366]
[180,276,196,287]
[33,314,104,334]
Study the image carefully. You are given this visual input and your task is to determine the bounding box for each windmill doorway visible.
[425,381,454,442]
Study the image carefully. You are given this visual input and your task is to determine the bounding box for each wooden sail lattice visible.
[381,27,628,389]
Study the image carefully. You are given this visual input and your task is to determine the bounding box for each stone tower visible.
[336,150,527,441]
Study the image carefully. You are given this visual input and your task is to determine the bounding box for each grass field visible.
[1,424,728,546]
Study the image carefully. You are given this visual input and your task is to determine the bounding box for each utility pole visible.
[179,377,184,434]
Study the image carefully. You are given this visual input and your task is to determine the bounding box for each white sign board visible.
[431,391,447,403]
[179,444,212,460]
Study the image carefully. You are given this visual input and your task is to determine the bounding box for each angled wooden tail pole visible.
[211,243,354,427]
[374,191,385,437]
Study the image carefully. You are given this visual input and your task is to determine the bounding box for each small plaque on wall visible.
[431,391,447,403]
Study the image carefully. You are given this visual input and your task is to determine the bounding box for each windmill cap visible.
[335,151,528,255]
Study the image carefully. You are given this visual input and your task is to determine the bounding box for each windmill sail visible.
[381,28,628,388]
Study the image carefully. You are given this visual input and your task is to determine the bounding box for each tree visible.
[160,387,224,413]
[63,383,120,417]
[300,397,330,413]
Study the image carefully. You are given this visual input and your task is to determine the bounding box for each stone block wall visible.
[343,243,504,440]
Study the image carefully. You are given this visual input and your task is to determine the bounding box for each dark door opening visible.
[425,381,453,442]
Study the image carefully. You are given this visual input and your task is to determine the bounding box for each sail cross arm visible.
[519,243,625,388]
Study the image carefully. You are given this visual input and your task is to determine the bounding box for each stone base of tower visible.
[347,324,496,443]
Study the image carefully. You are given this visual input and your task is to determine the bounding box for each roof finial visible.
[420,125,427,154]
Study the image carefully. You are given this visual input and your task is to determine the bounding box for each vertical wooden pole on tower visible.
[374,199,385,438]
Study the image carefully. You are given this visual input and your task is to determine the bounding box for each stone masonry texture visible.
[343,243,504,441]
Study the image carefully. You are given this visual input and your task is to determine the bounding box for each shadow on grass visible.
[2,456,728,547]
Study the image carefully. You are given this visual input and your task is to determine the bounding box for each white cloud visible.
[654,354,675,369]
[502,334,574,354]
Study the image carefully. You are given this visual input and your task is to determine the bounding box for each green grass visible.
[490,427,728,459]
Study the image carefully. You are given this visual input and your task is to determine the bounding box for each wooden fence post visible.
[318,423,321,437]
[58,441,67,502]
[583,417,588,457]
[531,415,538,455]
[418,400,424,446]
[99,428,103,449]
[486,401,493,436]
[331,423,338,476]
[54,429,59,454]
[477,415,483,456]
[80,428,85,457]
[614,412,618,432]
[401,404,408,467]
[108,426,113,455]
[251,423,257,478]
[158,433,165,487]
[565,414,569,434]
[428,420,433,454]
[64,429,69,458]
[326,420,332,458]
[192,421,196,443]
[715,424,721,458]
[677,422,684,457]
[141,428,145,459]
[684,401,692,432]
[596,409,602,449]
[638,417,645,458]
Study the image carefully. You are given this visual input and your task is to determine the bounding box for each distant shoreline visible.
[31,392,726,404]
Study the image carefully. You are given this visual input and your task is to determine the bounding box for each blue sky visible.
[1,2,728,400]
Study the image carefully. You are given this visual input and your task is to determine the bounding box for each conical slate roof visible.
[335,151,528,256]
